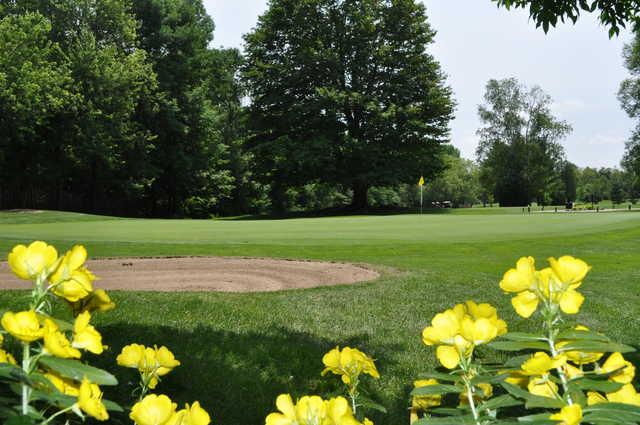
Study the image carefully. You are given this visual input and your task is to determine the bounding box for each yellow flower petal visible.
[511,291,539,318]
[436,345,460,369]
[1,310,44,342]
[548,256,591,287]
[559,289,584,315]
[550,404,582,425]
[499,257,536,293]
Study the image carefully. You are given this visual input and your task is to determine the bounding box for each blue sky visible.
[204,0,635,168]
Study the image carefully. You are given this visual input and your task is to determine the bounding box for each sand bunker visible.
[0,257,379,293]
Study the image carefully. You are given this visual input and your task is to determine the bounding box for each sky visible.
[204,0,635,169]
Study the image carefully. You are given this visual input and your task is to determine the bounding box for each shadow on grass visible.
[93,323,403,425]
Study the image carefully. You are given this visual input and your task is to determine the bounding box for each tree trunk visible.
[351,182,369,210]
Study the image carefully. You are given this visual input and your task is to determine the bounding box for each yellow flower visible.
[51,268,94,302]
[326,396,361,425]
[117,343,146,368]
[528,376,559,398]
[422,309,462,346]
[521,352,567,376]
[0,348,16,365]
[155,345,181,376]
[167,401,211,425]
[464,301,508,335]
[600,352,635,384]
[500,369,528,387]
[460,316,499,345]
[587,391,607,405]
[459,383,493,405]
[77,377,108,421]
[265,394,361,425]
[412,379,442,411]
[49,245,87,283]
[499,257,536,293]
[558,289,584,315]
[265,394,297,425]
[8,241,58,280]
[72,311,104,354]
[511,290,539,318]
[423,303,505,369]
[42,319,81,359]
[550,404,582,425]
[45,372,80,396]
[563,363,583,380]
[321,346,379,384]
[84,289,116,313]
[1,310,44,342]
[131,394,177,425]
[548,256,591,287]
[606,384,640,406]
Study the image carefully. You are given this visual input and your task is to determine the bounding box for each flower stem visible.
[545,317,573,405]
[21,343,31,415]
[41,405,74,424]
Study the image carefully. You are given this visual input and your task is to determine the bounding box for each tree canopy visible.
[619,30,640,187]
[476,78,572,206]
[493,0,640,37]
[243,0,455,209]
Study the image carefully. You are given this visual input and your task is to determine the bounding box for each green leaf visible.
[504,354,533,368]
[557,341,635,354]
[471,373,510,385]
[357,396,387,414]
[572,378,624,393]
[5,416,36,425]
[411,384,462,396]
[488,340,550,351]
[477,394,522,412]
[417,371,461,382]
[584,402,640,423]
[0,364,29,384]
[556,329,610,342]
[413,416,477,425]
[500,382,565,409]
[501,332,547,342]
[38,356,118,386]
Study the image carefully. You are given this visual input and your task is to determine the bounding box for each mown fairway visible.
[1,210,639,424]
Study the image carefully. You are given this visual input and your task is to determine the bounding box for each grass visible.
[0,210,639,424]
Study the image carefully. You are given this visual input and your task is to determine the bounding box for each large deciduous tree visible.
[619,30,640,185]
[243,0,454,210]
[476,78,572,206]
[493,0,640,37]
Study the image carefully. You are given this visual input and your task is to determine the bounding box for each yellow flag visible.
[418,176,425,187]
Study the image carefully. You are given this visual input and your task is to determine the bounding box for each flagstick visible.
[420,185,423,215]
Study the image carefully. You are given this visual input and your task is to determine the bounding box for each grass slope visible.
[0,210,639,424]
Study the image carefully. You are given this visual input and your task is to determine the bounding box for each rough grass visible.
[0,210,639,425]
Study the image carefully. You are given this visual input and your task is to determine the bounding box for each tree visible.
[423,151,481,207]
[493,0,640,37]
[476,78,572,206]
[243,0,454,210]
[560,161,578,202]
[620,30,640,182]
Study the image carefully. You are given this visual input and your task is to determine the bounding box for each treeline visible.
[0,0,252,217]
[1,0,639,217]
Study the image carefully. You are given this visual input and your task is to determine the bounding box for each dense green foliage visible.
[493,0,640,37]
[0,211,638,424]
[476,78,573,206]
[242,0,455,210]
[0,0,244,217]
[619,29,640,201]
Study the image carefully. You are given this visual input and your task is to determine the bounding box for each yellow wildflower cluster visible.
[8,241,115,311]
[421,301,507,369]
[500,256,590,318]
[130,394,211,425]
[265,394,371,425]
[322,346,380,385]
[117,343,181,389]
[1,310,104,355]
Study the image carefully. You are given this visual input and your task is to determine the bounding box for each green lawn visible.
[1,210,639,424]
